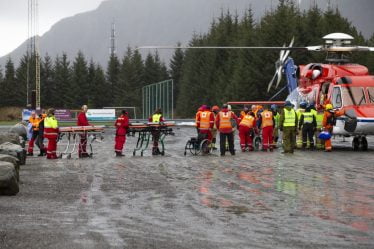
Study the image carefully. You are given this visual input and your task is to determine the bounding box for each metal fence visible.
[142,79,174,119]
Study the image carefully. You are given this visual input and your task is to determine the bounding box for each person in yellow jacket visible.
[44,108,59,159]
[27,111,40,156]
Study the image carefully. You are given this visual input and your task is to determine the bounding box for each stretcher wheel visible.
[254,136,262,151]
[67,154,71,159]
[141,151,143,157]
[133,151,136,156]
[184,151,187,156]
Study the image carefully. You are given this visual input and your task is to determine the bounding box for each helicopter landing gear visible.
[352,136,368,151]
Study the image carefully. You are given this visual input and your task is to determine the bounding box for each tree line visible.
[0,0,373,118]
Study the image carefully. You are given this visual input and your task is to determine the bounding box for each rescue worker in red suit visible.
[196,105,215,143]
[195,105,206,135]
[44,108,59,159]
[215,104,238,156]
[257,106,275,151]
[149,108,164,155]
[238,107,257,152]
[27,111,40,156]
[114,110,129,157]
[77,105,90,158]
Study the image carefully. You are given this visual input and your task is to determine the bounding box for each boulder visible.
[0,155,20,182]
[9,122,27,141]
[0,161,19,195]
[0,142,26,165]
[0,133,22,146]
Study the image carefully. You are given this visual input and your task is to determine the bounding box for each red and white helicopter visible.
[139,33,374,150]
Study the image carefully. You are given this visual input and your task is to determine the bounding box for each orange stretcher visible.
[58,125,105,159]
[128,122,175,156]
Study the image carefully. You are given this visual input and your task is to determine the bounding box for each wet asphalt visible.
[0,126,373,249]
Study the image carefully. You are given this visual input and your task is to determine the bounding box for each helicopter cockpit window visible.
[341,87,366,106]
[368,87,374,103]
[332,87,342,108]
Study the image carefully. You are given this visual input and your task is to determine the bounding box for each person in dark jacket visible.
[298,106,317,150]
[36,112,47,156]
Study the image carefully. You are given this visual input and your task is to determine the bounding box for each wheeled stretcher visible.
[58,126,105,159]
[128,122,175,156]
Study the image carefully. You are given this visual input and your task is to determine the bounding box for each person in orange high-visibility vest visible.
[27,111,40,156]
[196,105,214,142]
[215,104,238,156]
[257,106,275,151]
[238,107,257,152]
[322,104,344,152]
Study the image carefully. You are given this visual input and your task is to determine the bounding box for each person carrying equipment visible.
[149,108,164,155]
[238,107,257,152]
[279,101,298,154]
[257,106,275,152]
[44,108,59,159]
[114,110,129,157]
[27,111,40,156]
[322,104,344,152]
[215,104,238,156]
[298,106,317,150]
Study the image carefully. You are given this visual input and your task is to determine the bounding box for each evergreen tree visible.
[1,58,17,106]
[106,54,121,106]
[169,43,185,108]
[53,53,72,108]
[14,55,29,107]
[87,60,96,107]
[118,47,133,106]
[40,54,54,108]
[91,64,107,108]
[71,51,89,107]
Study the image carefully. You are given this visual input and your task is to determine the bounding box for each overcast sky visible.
[0,0,105,57]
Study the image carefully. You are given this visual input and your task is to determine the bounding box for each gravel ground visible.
[0,126,373,249]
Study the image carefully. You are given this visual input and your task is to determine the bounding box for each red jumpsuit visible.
[258,110,275,150]
[77,112,90,157]
[114,114,129,154]
[238,113,256,151]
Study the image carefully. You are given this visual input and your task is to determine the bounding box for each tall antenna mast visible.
[110,21,116,56]
[35,0,41,110]
[27,0,41,110]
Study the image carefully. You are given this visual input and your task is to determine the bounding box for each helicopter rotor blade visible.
[275,66,283,89]
[267,71,278,93]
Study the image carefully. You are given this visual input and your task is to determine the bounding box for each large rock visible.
[0,142,26,165]
[8,122,28,148]
[0,155,20,182]
[0,161,19,195]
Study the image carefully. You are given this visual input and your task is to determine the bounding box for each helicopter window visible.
[368,87,374,103]
[332,87,342,108]
[341,87,366,106]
